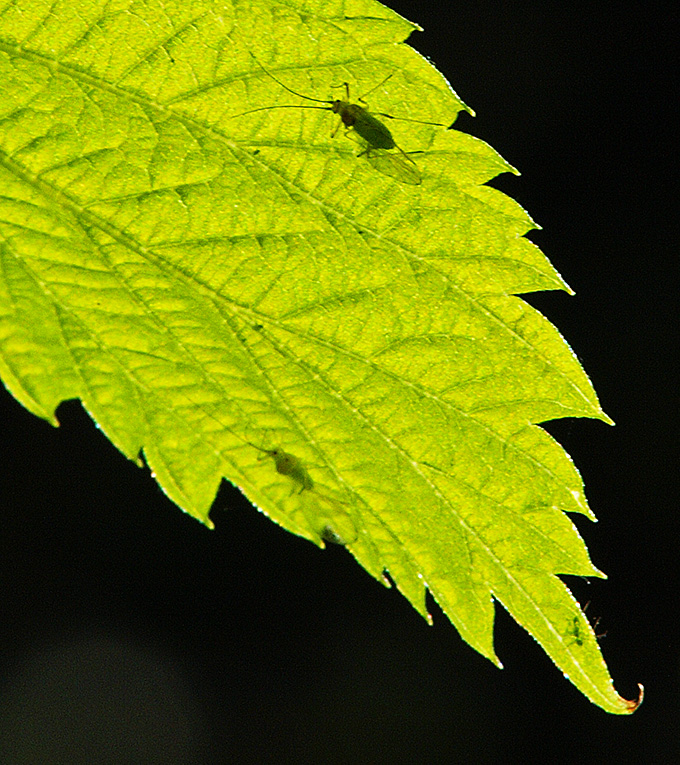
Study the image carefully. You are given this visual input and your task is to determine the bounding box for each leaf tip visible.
[623,683,644,714]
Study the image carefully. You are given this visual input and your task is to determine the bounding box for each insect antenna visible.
[231,103,332,118]
[248,52,332,105]
[230,54,337,119]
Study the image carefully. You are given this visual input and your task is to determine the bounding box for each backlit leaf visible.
[0,0,641,713]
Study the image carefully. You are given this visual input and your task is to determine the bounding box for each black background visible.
[0,3,674,762]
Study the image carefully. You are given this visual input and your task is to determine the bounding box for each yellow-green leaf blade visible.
[0,0,641,713]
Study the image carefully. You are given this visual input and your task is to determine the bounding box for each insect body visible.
[236,56,440,185]
[171,383,357,545]
[569,616,585,647]
[248,440,357,545]
[253,445,314,493]
[338,101,394,147]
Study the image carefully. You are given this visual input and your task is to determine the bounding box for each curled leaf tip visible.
[624,683,644,713]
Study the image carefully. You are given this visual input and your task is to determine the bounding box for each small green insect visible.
[320,525,350,546]
[251,444,314,493]
[172,386,358,544]
[247,439,358,545]
[570,616,585,647]
[236,55,444,185]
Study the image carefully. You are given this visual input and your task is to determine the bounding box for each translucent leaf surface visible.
[0,0,641,713]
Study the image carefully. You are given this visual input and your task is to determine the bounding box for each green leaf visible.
[0,0,641,713]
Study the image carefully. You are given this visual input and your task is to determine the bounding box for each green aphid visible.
[570,616,585,647]
[249,441,357,545]
[251,444,314,493]
[236,55,446,185]
[320,525,350,546]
